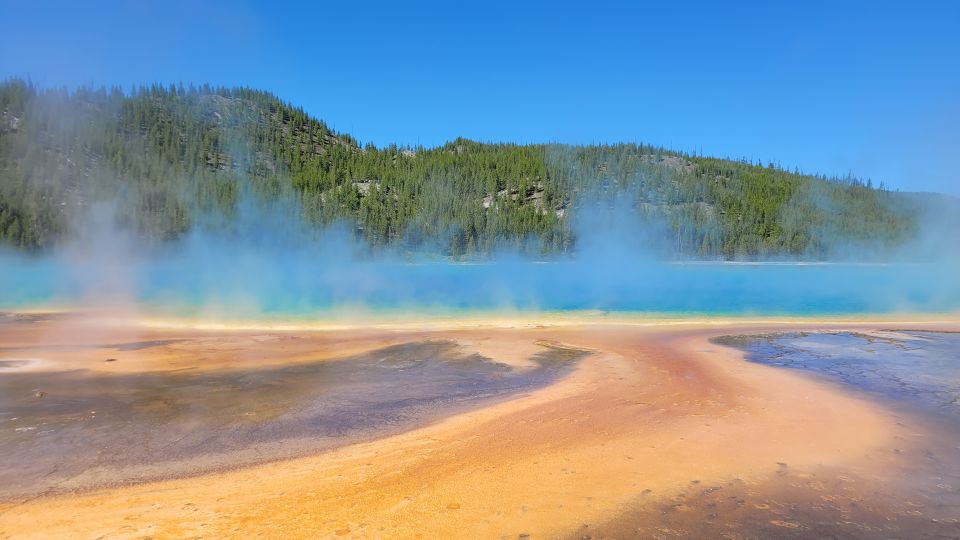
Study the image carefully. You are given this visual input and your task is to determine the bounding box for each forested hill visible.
[0,78,942,259]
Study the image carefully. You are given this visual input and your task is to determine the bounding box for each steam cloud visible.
[1,104,959,321]
[2,189,959,321]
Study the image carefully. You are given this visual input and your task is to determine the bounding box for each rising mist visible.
[1,83,959,320]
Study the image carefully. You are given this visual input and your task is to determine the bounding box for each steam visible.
[1,92,959,321]
[3,183,959,320]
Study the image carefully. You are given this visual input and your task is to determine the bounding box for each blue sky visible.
[1,0,958,194]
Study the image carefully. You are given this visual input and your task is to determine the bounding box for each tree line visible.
[0,78,923,259]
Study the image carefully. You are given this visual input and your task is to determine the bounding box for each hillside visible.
[0,79,936,259]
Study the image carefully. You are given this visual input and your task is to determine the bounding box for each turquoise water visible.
[2,256,958,316]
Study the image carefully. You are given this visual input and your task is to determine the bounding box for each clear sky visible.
[1,0,957,194]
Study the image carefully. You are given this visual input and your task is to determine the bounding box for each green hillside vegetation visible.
[0,78,926,259]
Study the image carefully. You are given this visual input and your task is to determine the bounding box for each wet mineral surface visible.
[588,331,960,539]
[717,330,960,419]
[0,339,584,501]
